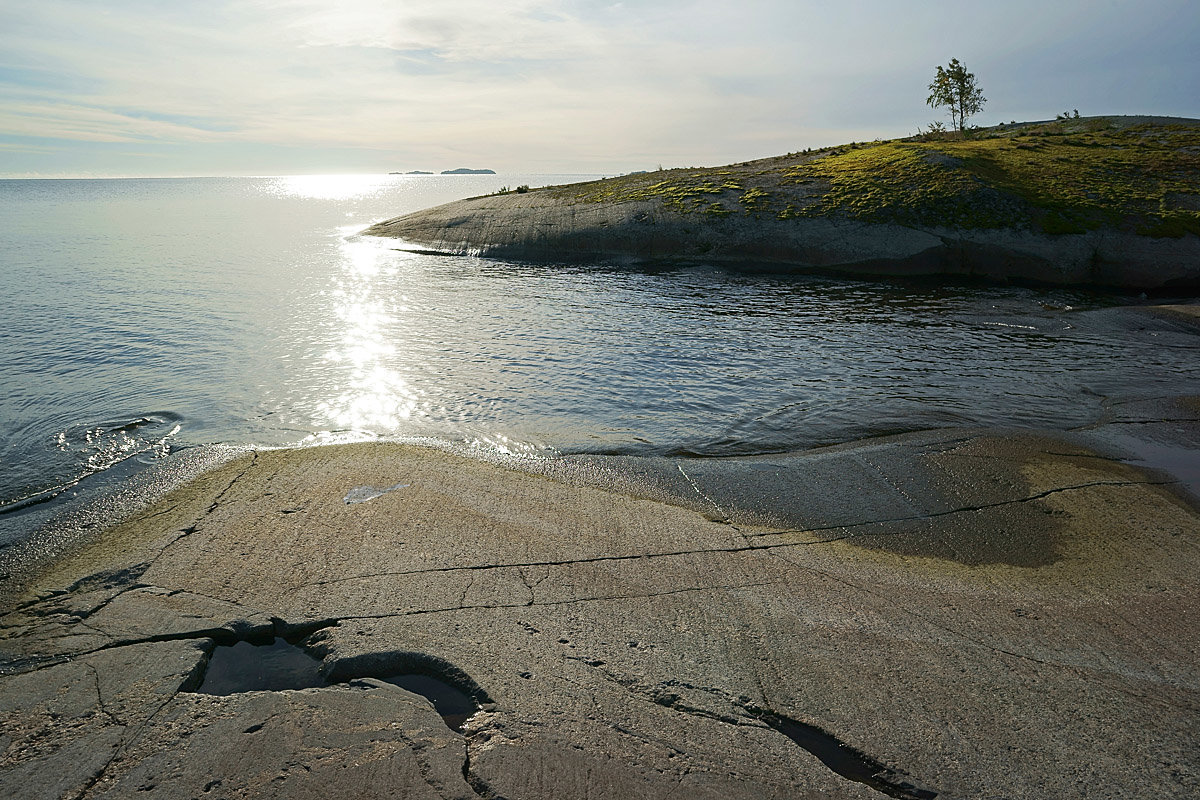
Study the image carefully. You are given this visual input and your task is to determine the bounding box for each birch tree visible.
[927,58,986,133]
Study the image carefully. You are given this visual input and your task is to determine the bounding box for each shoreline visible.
[5,334,1198,602]
[368,201,1200,291]
[6,358,1197,604]
[2,407,1198,797]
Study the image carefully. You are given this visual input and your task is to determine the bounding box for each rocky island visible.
[366,117,1200,289]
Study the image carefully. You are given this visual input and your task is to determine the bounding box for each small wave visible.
[985,321,1038,330]
[102,413,182,435]
[0,479,84,516]
[1,412,184,516]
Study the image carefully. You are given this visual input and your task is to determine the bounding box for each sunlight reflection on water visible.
[315,231,421,433]
[5,175,1199,526]
[274,174,397,201]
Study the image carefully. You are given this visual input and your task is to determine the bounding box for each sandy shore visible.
[2,409,1199,798]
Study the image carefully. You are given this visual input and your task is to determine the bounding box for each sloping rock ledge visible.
[364,191,1200,290]
[2,414,1199,799]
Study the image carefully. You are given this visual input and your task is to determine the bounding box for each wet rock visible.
[1141,303,1200,329]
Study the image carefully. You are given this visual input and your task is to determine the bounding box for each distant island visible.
[365,116,1200,290]
[386,168,496,175]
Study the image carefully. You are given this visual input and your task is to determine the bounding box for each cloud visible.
[274,0,607,60]
[0,103,234,143]
[1,0,1197,175]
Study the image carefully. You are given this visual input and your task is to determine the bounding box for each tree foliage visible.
[927,58,986,133]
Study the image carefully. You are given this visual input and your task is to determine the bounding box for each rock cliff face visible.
[365,117,1200,290]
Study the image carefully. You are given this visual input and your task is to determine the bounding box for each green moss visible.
[578,176,736,213]
[777,143,1010,227]
[571,119,1200,235]
[925,124,1200,234]
[777,203,801,220]
[739,186,771,213]
[1139,211,1200,238]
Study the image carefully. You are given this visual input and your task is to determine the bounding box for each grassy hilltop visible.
[368,116,1200,289]
[555,116,1200,238]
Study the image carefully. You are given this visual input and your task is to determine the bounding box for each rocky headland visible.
[365,116,1200,289]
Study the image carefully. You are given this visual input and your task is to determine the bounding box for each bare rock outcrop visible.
[3,413,1199,799]
[366,117,1200,289]
[366,190,1200,288]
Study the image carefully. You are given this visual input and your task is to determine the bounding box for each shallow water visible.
[2,175,1199,558]
[197,638,325,695]
[196,637,479,731]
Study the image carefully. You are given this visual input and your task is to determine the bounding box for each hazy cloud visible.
[1,0,1195,176]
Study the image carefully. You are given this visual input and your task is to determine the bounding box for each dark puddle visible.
[197,638,325,694]
[755,710,938,800]
[195,638,480,732]
[378,674,478,732]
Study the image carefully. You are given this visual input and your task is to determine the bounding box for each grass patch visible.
[739,186,772,213]
[925,124,1200,233]
[777,143,1018,228]
[570,119,1200,236]
[577,175,736,213]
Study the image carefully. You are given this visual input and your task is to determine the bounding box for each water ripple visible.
[2,176,1199,527]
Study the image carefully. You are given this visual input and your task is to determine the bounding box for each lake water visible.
[2,174,1199,566]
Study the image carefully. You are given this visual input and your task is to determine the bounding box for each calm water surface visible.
[2,175,1199,553]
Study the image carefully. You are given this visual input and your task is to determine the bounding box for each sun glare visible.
[276,174,393,200]
[315,234,421,432]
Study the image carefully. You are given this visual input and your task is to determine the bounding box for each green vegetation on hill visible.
[567,118,1200,237]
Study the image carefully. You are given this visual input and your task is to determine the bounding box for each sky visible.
[1,0,1196,177]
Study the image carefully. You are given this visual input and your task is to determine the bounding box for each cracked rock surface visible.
[2,422,1198,799]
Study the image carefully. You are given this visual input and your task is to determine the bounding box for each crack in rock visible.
[298,477,1172,594]
[675,462,731,523]
[744,478,1175,541]
[339,578,789,622]
[581,663,942,800]
[70,651,210,800]
[141,452,260,563]
[0,617,340,677]
[85,662,126,728]
[64,582,151,623]
[462,735,510,800]
[747,706,939,800]
[206,452,257,515]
